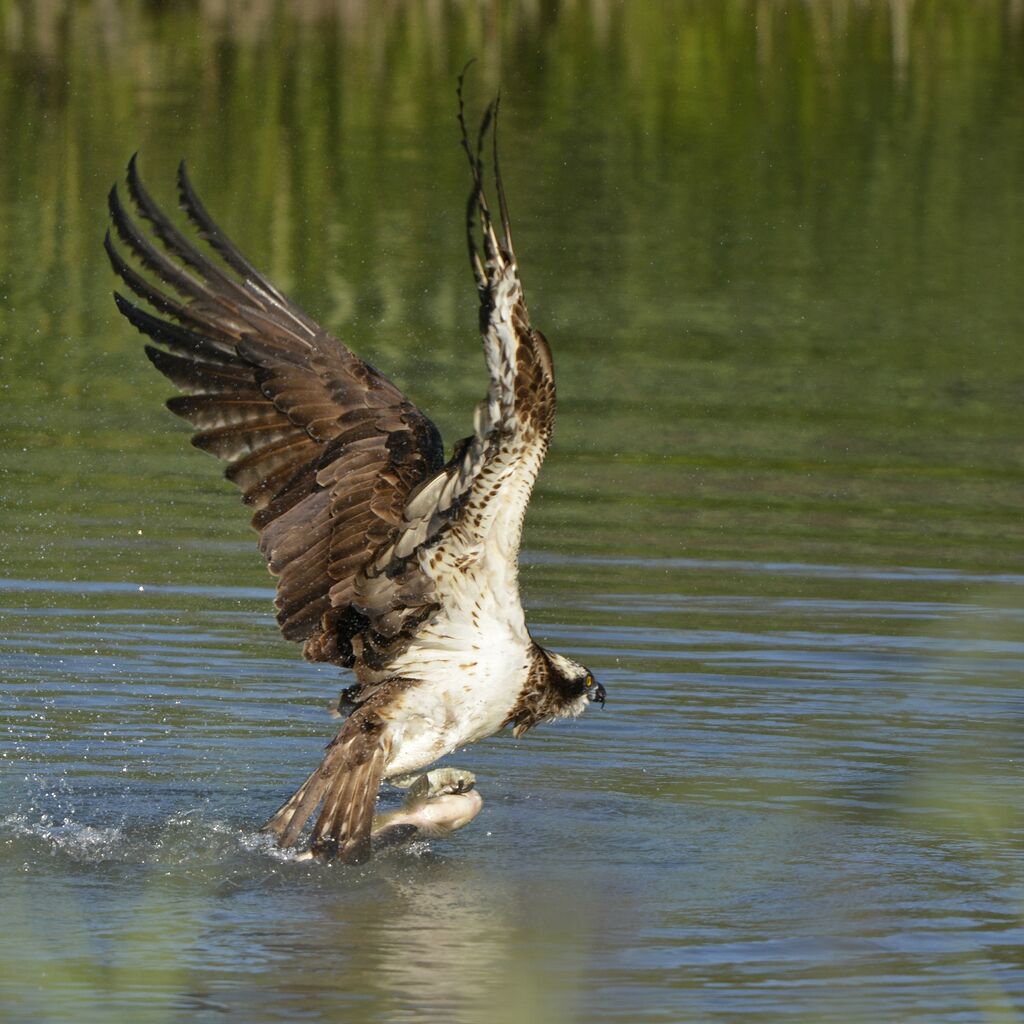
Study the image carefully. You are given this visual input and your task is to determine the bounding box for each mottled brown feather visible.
[261,702,391,861]
[107,161,444,663]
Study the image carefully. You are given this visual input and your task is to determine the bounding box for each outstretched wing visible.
[106,157,445,665]
[350,86,556,669]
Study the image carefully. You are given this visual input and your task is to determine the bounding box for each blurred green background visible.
[1,0,1022,589]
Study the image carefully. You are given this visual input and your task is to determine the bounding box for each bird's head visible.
[544,650,606,717]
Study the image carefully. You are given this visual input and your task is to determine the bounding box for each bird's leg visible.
[329,683,361,719]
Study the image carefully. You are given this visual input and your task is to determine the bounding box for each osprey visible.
[105,87,606,863]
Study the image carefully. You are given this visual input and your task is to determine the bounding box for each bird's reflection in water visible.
[393,866,597,1022]
[284,851,602,1024]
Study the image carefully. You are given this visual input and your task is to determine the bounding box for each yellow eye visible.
[585,674,593,688]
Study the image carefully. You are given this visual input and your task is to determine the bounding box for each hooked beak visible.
[590,681,606,707]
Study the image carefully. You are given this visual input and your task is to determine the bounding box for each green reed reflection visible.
[2,0,1023,587]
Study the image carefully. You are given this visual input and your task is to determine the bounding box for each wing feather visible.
[108,161,444,663]
[109,92,555,682]
[342,87,557,675]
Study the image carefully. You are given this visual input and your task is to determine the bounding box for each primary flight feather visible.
[106,84,606,862]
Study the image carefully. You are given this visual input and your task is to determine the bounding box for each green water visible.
[1,3,1023,1023]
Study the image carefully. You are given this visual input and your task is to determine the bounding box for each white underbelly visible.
[382,621,530,778]
[378,535,533,778]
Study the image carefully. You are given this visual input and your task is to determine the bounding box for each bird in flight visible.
[105,82,606,862]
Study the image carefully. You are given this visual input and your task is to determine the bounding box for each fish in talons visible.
[291,768,482,861]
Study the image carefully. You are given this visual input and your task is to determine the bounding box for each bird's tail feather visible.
[261,725,387,863]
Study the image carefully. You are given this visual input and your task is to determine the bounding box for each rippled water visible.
[4,559,1023,1022]
[2,3,1024,1022]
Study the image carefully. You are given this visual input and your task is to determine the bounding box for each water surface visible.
[1,3,1023,1022]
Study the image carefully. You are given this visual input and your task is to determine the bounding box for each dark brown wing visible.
[106,157,444,665]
